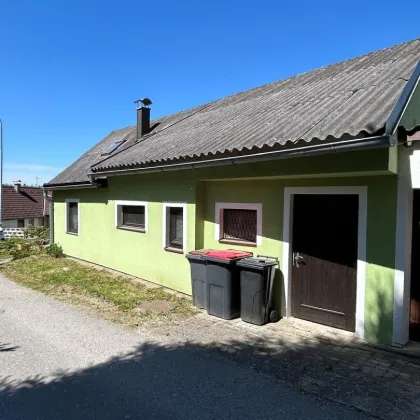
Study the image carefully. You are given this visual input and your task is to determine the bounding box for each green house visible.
[45,39,420,346]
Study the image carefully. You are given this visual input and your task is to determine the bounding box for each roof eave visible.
[89,134,395,179]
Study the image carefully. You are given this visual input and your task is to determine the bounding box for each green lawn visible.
[0,256,197,326]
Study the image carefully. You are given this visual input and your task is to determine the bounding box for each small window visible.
[215,203,262,246]
[28,219,34,226]
[169,207,183,249]
[66,200,79,235]
[222,209,257,244]
[163,204,186,253]
[102,140,125,155]
[116,203,147,231]
[17,219,24,228]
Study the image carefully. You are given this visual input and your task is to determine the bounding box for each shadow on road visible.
[0,335,415,420]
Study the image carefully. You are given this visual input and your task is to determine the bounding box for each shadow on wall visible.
[0,337,414,420]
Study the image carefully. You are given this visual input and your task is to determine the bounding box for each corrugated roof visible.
[2,185,47,220]
[47,38,420,185]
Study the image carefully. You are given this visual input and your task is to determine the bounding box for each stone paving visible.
[139,313,420,420]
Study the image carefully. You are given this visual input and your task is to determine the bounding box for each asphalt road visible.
[0,274,374,420]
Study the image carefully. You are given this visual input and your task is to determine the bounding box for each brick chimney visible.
[13,180,21,194]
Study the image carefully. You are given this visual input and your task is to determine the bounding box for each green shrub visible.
[1,237,26,254]
[10,241,33,260]
[45,243,65,258]
[25,226,49,242]
[1,236,44,260]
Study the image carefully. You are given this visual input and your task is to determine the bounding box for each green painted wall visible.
[53,149,398,343]
[54,175,197,294]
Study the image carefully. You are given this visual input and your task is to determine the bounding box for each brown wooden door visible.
[291,194,358,332]
[410,190,420,341]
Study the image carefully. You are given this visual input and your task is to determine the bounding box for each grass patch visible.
[0,248,11,259]
[0,256,198,327]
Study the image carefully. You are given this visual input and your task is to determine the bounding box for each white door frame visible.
[282,186,368,339]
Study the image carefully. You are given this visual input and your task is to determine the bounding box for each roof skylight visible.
[102,140,125,156]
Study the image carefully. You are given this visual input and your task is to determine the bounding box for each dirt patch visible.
[135,300,175,313]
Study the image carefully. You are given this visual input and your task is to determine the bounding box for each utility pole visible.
[35,176,40,186]
[0,119,3,228]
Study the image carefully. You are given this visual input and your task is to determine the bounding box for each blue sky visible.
[1,1,419,185]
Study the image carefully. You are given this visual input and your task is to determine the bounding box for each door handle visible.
[293,252,305,267]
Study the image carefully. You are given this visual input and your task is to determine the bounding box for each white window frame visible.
[162,202,187,253]
[114,200,148,232]
[65,198,80,235]
[215,202,263,246]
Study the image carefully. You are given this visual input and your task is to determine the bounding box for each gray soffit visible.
[47,38,420,186]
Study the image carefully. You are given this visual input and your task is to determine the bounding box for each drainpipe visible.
[89,134,395,180]
[43,190,54,244]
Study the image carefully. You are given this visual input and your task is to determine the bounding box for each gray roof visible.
[47,38,420,185]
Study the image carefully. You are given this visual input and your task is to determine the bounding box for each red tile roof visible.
[2,185,48,220]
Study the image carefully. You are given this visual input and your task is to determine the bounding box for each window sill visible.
[219,239,257,247]
[116,226,146,233]
[66,231,79,236]
[164,246,184,254]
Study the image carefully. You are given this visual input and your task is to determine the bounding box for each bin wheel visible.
[269,310,279,323]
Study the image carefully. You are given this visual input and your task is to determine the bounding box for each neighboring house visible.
[45,38,420,346]
[3,182,49,233]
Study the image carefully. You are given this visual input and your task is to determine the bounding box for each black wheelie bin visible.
[186,249,214,309]
[237,255,279,325]
[204,249,253,320]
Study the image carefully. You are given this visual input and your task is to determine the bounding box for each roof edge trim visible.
[42,182,101,191]
[386,61,420,134]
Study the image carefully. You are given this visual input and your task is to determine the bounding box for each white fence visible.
[4,228,26,238]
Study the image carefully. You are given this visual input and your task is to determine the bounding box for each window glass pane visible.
[103,140,125,155]
[169,207,183,248]
[68,202,78,233]
[17,219,24,228]
[223,209,257,243]
[121,205,145,228]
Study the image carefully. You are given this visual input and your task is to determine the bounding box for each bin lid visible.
[204,249,253,260]
[189,249,215,256]
[186,253,204,261]
[236,256,279,269]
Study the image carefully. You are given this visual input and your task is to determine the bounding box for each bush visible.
[45,243,65,258]
[1,237,26,254]
[24,226,49,243]
[10,241,34,260]
[1,236,45,260]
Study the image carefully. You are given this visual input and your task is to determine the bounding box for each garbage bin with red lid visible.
[186,249,215,309]
[204,249,253,320]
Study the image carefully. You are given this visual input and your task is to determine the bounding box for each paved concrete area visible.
[0,275,373,420]
[141,312,420,420]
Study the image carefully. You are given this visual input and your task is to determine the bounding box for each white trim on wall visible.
[282,186,367,339]
[162,202,188,253]
[65,198,80,236]
[214,202,263,246]
[393,147,413,346]
[114,200,149,231]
